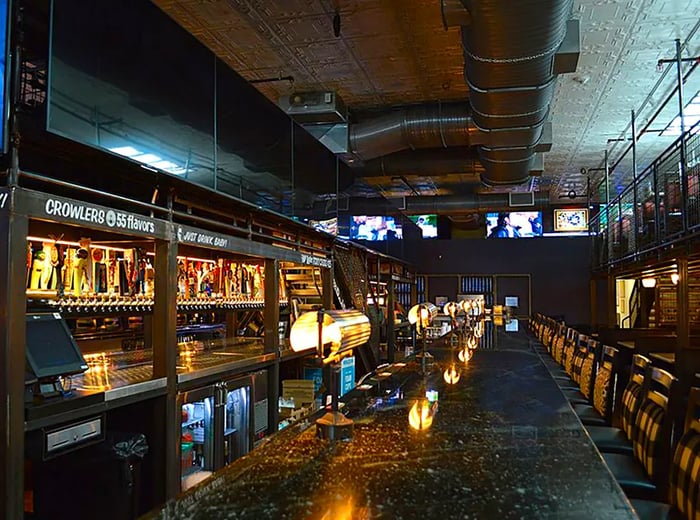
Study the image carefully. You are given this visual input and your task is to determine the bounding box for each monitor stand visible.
[31,377,69,400]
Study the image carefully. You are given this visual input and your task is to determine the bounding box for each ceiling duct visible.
[349,102,477,162]
[449,0,579,185]
[301,192,550,217]
[360,147,484,177]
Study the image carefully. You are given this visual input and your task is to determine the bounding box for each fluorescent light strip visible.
[661,91,700,136]
[27,236,130,252]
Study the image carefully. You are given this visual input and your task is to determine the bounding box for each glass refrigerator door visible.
[223,384,251,466]
[180,393,215,491]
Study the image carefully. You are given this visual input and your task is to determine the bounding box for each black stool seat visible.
[574,404,607,426]
[602,453,657,499]
[585,425,633,454]
[629,499,671,520]
[561,387,588,405]
[555,379,579,390]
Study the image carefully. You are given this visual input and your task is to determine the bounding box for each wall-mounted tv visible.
[0,0,8,153]
[349,216,402,241]
[485,212,543,238]
[554,209,588,232]
[408,214,438,238]
[309,217,337,235]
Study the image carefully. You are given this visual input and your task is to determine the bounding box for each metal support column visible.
[606,274,617,328]
[321,266,332,310]
[0,194,28,520]
[153,233,179,501]
[631,109,639,253]
[675,39,689,232]
[387,275,396,363]
[264,259,280,434]
[676,257,689,354]
[604,150,610,205]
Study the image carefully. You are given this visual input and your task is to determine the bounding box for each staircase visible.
[280,263,324,321]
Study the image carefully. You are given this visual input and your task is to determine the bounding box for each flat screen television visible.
[554,208,589,232]
[485,211,543,238]
[26,313,88,379]
[349,216,402,241]
[0,0,9,153]
[309,217,337,235]
[408,214,438,238]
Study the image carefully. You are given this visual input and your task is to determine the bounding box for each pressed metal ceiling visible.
[154,0,700,204]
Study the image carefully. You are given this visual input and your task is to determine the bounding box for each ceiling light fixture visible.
[661,91,700,136]
[641,277,657,288]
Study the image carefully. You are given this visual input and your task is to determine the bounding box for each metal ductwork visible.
[398,192,549,214]
[446,0,579,186]
[349,102,477,162]
[361,147,484,177]
[301,192,549,217]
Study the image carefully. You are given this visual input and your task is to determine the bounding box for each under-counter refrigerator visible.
[178,371,267,491]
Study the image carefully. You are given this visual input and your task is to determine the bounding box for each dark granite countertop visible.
[145,323,637,519]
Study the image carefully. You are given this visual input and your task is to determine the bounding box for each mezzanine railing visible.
[591,119,700,269]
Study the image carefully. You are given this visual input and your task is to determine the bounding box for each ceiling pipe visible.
[361,147,484,177]
[301,191,550,217]
[454,0,578,185]
[349,102,477,162]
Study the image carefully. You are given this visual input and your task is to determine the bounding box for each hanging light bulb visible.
[671,273,679,285]
[458,347,471,363]
[467,335,478,349]
[408,398,437,431]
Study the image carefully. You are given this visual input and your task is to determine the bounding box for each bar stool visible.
[630,387,700,520]
[587,354,651,455]
[602,366,677,500]
[572,345,619,425]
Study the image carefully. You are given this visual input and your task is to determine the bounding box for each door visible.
[178,386,216,491]
[218,376,252,468]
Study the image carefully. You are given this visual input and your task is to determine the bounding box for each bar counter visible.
[146,321,637,519]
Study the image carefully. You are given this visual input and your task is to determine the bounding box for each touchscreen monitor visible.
[26,313,88,379]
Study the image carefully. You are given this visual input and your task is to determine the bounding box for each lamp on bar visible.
[408,303,438,332]
[289,309,371,441]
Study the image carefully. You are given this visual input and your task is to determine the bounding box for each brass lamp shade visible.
[443,301,459,317]
[289,309,371,359]
[408,303,438,330]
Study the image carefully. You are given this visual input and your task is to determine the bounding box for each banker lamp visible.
[289,309,371,441]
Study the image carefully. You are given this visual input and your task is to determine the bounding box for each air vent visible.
[386,197,406,210]
[278,91,347,124]
[509,192,535,207]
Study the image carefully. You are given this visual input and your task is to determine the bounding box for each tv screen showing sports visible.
[408,214,438,238]
[309,217,337,235]
[349,216,402,241]
[486,212,543,238]
[554,209,588,232]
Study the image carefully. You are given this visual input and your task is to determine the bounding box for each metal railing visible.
[591,119,700,269]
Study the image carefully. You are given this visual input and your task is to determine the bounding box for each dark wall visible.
[377,236,593,326]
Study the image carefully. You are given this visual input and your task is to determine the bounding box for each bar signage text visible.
[300,254,332,268]
[177,226,228,249]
